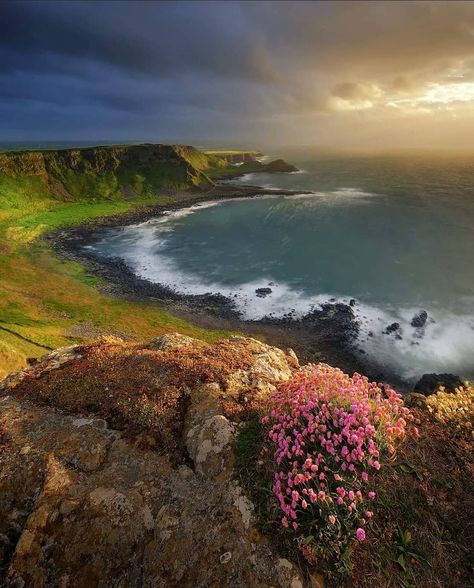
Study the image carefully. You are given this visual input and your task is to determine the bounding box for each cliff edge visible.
[0,334,306,588]
[0,144,215,200]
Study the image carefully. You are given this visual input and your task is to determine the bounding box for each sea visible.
[88,151,474,384]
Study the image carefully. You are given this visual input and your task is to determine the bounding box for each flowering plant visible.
[262,364,413,551]
[426,383,473,435]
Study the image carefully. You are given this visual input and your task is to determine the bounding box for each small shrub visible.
[262,364,413,562]
[426,383,473,435]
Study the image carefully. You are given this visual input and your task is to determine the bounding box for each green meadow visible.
[0,173,232,378]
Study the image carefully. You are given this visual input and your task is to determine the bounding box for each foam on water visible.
[353,302,474,383]
[89,186,474,383]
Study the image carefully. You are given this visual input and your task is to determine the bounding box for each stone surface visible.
[255,287,272,298]
[410,310,428,328]
[414,373,464,396]
[0,334,306,587]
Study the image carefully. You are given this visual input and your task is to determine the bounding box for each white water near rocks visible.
[88,154,474,383]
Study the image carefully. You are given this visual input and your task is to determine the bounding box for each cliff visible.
[204,150,263,164]
[0,144,216,201]
[0,144,299,203]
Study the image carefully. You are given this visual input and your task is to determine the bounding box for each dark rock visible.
[262,159,298,173]
[0,533,11,565]
[414,373,464,396]
[349,299,356,307]
[255,287,272,298]
[384,322,401,335]
[411,310,428,328]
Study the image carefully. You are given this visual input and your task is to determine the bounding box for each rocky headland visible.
[1,334,473,588]
[0,334,307,588]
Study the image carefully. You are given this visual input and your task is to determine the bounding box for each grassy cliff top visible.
[0,143,240,377]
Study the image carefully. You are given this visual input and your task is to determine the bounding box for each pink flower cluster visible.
[262,364,412,541]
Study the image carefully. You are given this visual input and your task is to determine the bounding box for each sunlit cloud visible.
[3,1,474,148]
[385,82,474,115]
[420,82,474,104]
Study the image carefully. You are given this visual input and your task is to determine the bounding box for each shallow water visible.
[89,154,474,383]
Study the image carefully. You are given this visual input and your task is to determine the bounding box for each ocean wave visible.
[353,302,474,383]
[89,192,474,383]
[284,187,377,205]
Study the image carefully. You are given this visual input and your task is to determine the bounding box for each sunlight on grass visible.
[0,177,234,377]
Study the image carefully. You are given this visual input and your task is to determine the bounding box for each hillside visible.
[0,143,299,377]
[0,144,215,200]
[0,144,238,378]
[0,334,472,587]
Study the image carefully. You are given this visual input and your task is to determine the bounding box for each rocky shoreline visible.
[47,183,408,390]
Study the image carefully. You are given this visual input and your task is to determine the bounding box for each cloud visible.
[1,1,474,147]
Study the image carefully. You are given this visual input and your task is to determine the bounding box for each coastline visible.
[47,182,410,390]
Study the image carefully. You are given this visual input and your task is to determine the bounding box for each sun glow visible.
[420,82,474,104]
[387,82,474,113]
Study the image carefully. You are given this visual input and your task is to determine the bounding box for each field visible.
[0,174,232,378]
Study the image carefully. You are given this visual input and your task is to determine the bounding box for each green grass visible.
[234,417,274,530]
[0,174,234,377]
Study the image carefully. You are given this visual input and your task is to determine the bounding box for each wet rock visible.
[349,299,356,307]
[384,322,400,334]
[414,373,464,396]
[411,310,428,328]
[255,287,272,298]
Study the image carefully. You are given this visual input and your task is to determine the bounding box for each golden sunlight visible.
[420,82,474,104]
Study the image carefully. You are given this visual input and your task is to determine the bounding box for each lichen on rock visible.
[0,333,305,587]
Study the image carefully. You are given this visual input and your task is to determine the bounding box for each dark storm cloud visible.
[0,1,276,81]
[1,1,474,145]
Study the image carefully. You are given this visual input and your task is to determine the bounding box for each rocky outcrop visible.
[255,287,272,298]
[411,310,428,328]
[262,159,298,173]
[0,334,305,587]
[384,322,402,339]
[414,373,464,396]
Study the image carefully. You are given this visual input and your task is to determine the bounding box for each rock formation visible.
[414,372,464,395]
[0,334,306,587]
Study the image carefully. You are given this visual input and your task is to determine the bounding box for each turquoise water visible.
[90,154,474,382]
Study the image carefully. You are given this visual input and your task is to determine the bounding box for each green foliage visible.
[392,526,431,588]
[0,146,235,378]
[234,418,274,530]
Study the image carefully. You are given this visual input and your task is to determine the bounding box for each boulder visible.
[414,373,464,396]
[411,310,428,328]
[384,322,402,338]
[255,287,272,298]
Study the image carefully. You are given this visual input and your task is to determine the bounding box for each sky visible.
[2,0,474,150]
